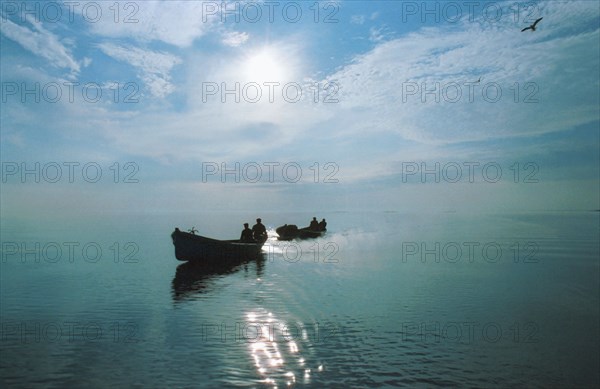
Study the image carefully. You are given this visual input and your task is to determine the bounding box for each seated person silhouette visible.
[318,218,327,231]
[309,217,319,230]
[240,223,254,242]
[252,218,267,242]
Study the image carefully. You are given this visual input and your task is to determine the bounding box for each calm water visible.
[1,211,598,388]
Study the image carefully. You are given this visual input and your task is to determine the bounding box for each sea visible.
[1,210,598,388]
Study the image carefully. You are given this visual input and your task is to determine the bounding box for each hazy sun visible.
[244,47,288,83]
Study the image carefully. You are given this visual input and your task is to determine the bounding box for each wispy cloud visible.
[368,25,393,42]
[89,1,218,47]
[97,43,182,98]
[221,31,249,47]
[351,15,366,25]
[1,0,598,212]
[326,1,599,148]
[0,15,80,75]
[28,0,597,179]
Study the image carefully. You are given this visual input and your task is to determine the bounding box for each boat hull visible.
[298,228,324,239]
[275,224,299,241]
[275,224,325,240]
[171,228,264,263]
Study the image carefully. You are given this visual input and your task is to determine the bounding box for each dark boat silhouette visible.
[171,228,265,263]
[275,224,326,241]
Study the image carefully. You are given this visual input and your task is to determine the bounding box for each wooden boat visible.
[275,224,326,241]
[171,228,265,263]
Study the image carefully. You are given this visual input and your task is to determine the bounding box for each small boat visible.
[171,228,265,263]
[275,224,326,241]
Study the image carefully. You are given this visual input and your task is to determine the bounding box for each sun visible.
[243,47,288,83]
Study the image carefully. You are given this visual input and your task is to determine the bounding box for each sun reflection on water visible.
[245,308,322,387]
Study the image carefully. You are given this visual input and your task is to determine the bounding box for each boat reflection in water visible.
[171,255,265,301]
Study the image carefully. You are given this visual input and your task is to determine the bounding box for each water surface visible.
[1,211,598,387]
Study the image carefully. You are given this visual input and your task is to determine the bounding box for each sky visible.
[1,0,599,218]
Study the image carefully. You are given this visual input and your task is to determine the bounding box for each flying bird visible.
[521,17,543,32]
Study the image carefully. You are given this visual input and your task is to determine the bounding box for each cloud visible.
[221,31,249,47]
[89,1,218,47]
[0,15,80,75]
[368,25,392,42]
[97,43,182,98]
[351,15,365,25]
[324,1,599,149]
[350,12,378,25]
[1,0,597,206]
[30,0,596,185]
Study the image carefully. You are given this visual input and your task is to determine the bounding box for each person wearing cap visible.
[240,223,254,242]
[252,218,267,242]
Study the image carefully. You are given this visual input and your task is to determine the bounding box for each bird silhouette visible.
[521,17,543,32]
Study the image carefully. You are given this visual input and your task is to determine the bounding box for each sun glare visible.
[244,47,288,83]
